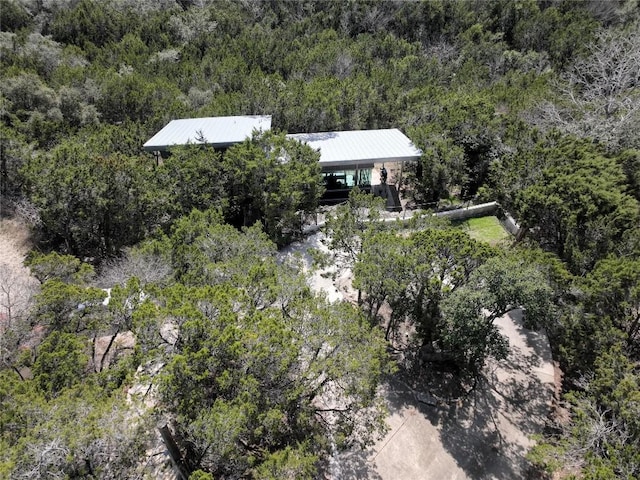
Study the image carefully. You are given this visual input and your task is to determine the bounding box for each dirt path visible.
[0,218,33,276]
[0,218,38,323]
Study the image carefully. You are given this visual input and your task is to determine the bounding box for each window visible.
[323,168,371,190]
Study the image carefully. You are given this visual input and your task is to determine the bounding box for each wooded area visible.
[1,0,640,478]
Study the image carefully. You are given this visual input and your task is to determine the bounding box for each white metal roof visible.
[287,129,422,168]
[143,115,272,151]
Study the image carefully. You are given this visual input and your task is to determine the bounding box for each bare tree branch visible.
[530,23,640,150]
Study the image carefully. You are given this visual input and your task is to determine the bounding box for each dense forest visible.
[1,0,640,478]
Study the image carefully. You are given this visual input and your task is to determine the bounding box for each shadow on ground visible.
[336,309,555,480]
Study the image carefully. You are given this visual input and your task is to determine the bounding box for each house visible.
[143,117,422,209]
[142,115,272,158]
[287,129,422,209]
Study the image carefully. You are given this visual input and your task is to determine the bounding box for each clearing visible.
[455,215,512,246]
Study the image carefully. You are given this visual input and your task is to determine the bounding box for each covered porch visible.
[287,129,422,209]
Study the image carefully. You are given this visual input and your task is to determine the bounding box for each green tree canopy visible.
[581,256,640,355]
[439,255,553,375]
[154,280,389,477]
[515,138,639,274]
[354,224,496,343]
[220,131,323,245]
[21,137,164,257]
[33,331,88,395]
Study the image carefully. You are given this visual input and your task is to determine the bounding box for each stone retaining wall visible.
[433,201,499,220]
[303,201,523,237]
[500,211,521,236]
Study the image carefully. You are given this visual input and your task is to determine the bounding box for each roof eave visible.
[318,155,421,168]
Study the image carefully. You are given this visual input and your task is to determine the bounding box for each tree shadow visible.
[333,448,383,480]
[340,310,554,479]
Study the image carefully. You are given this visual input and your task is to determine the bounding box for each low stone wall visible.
[434,201,499,220]
[500,211,521,236]
[434,202,523,237]
[302,200,523,237]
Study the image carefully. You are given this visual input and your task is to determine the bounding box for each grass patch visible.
[456,216,511,246]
